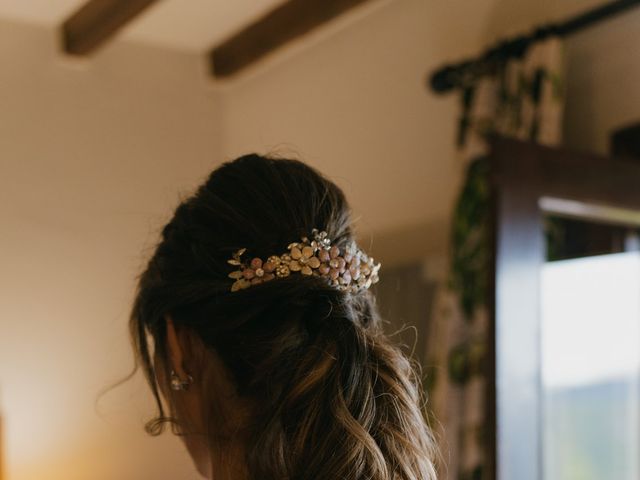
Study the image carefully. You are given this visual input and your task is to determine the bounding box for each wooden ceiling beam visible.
[210,0,373,78]
[62,0,160,55]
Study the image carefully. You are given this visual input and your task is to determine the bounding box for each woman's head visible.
[130,154,438,479]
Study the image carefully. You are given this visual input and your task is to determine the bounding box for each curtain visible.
[426,37,565,480]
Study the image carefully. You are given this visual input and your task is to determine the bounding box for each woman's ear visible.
[165,315,190,379]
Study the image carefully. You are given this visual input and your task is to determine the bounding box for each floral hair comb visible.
[227,228,381,293]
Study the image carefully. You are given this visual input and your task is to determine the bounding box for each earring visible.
[170,370,193,391]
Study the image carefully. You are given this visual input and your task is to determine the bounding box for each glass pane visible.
[541,246,640,480]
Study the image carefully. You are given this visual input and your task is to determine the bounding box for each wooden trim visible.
[486,176,498,480]
[210,0,373,78]
[491,139,545,480]
[62,0,159,55]
[488,136,640,479]
[492,137,640,208]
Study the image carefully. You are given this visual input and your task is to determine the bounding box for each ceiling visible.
[0,0,288,52]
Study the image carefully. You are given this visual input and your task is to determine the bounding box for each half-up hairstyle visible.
[129,154,438,479]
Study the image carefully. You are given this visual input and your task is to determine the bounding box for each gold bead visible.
[307,256,321,269]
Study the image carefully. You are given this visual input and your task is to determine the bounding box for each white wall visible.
[219,0,503,263]
[563,6,640,154]
[218,0,625,265]
[0,19,221,480]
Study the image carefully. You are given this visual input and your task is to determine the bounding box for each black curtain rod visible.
[429,0,640,94]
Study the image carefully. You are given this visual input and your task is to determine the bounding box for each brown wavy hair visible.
[129,154,438,479]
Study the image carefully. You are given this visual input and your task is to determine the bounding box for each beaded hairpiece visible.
[227,228,381,293]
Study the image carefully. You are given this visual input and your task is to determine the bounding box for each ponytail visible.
[243,288,438,480]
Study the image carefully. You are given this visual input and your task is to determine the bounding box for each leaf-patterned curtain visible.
[426,37,565,480]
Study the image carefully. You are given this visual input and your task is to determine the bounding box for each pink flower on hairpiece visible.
[228,249,276,291]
